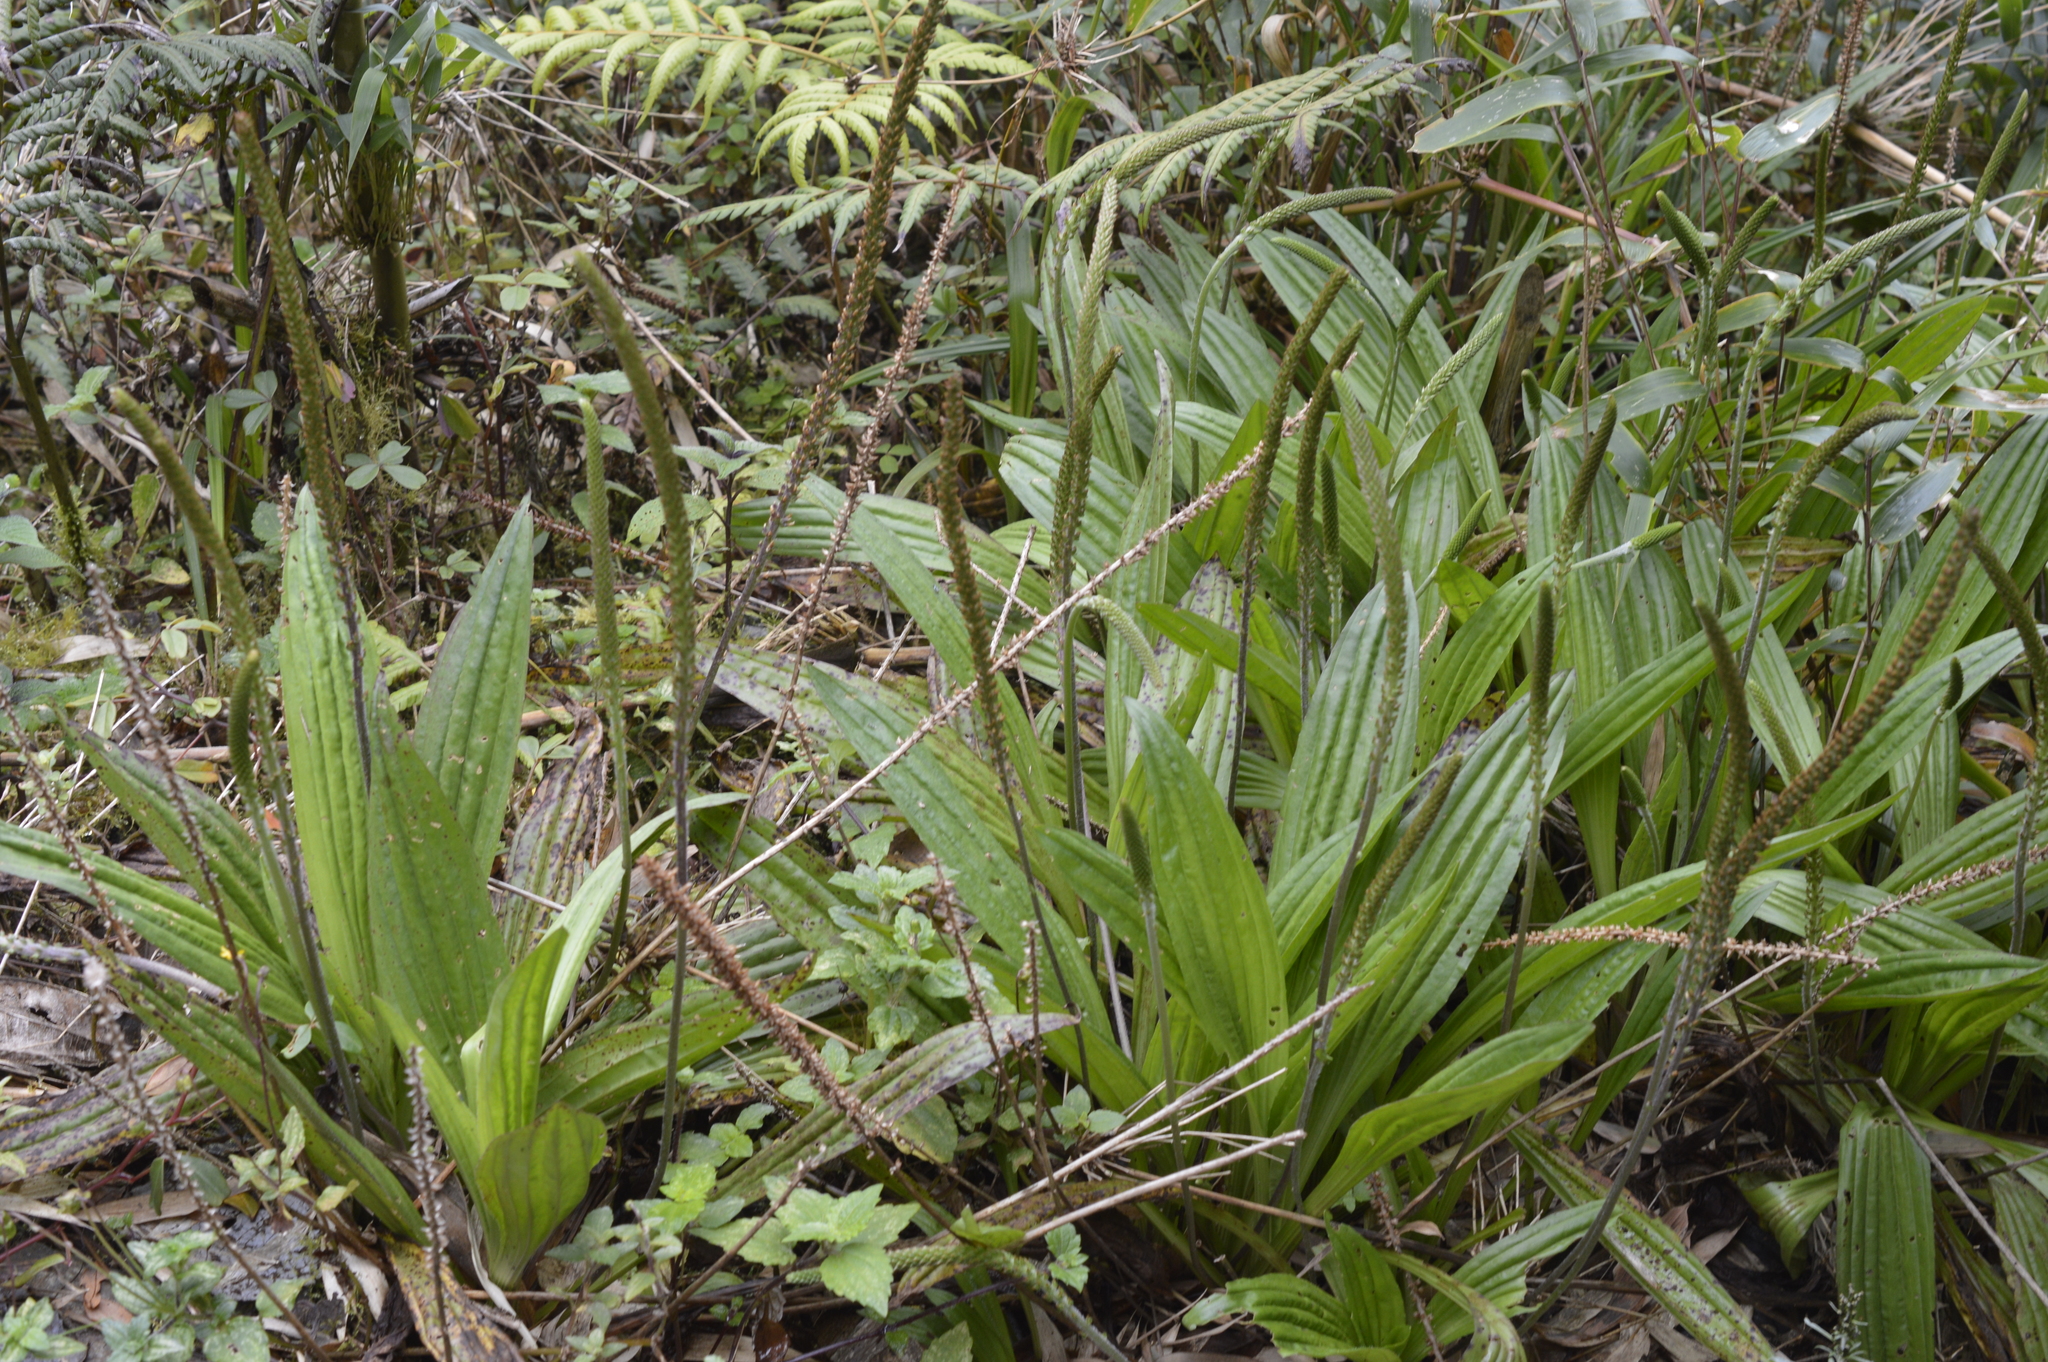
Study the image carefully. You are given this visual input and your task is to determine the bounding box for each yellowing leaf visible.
[173,113,215,150]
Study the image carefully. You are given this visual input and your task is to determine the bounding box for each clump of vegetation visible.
[3,0,2048,1358]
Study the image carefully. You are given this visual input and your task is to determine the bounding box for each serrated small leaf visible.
[779,1185,880,1244]
[820,1241,893,1316]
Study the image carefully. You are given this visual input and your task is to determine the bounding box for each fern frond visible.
[771,294,838,321]
[713,251,770,305]
[757,77,965,184]
[686,186,828,226]
[1035,55,1414,211]
[496,0,1019,178]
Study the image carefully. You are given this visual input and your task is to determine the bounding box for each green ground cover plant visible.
[4,0,2048,1357]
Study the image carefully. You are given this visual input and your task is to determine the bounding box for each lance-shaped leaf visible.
[279,488,373,1005]
[475,1104,608,1287]
[715,1014,1071,1208]
[123,974,423,1240]
[1308,1022,1588,1214]
[367,709,507,1069]
[1511,1129,1780,1362]
[414,504,534,873]
[1838,1103,1936,1362]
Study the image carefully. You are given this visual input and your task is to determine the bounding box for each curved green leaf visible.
[476,1104,607,1286]
[414,504,534,873]
[1413,77,1578,154]
[279,488,373,1005]
[1308,1022,1588,1214]
[1838,1103,1936,1362]
[367,710,507,1068]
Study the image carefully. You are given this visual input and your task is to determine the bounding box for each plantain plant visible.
[0,489,772,1284]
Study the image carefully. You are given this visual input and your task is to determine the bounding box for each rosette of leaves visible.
[0,490,775,1285]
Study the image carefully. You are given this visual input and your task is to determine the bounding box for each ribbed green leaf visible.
[1553,576,1811,796]
[124,973,423,1240]
[1807,630,2024,825]
[367,709,508,1068]
[1512,1128,1780,1362]
[1991,1173,2048,1362]
[1853,415,2048,710]
[695,805,849,956]
[1272,584,1418,885]
[1310,1019,1581,1212]
[1884,961,2048,1104]
[533,986,759,1116]
[542,807,678,1036]
[476,1104,607,1286]
[1196,1274,1398,1362]
[1416,556,1545,762]
[377,993,484,1181]
[1271,217,1505,524]
[1391,1252,1526,1362]
[414,504,534,873]
[1307,690,1560,1146]
[810,665,1140,1103]
[1308,1022,1588,1214]
[1131,700,1286,1067]
[75,731,281,958]
[1758,950,2048,1010]
[0,824,303,1022]
[480,929,565,1147]
[1838,1103,1936,1362]
[1737,1169,1836,1274]
[279,488,373,1009]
